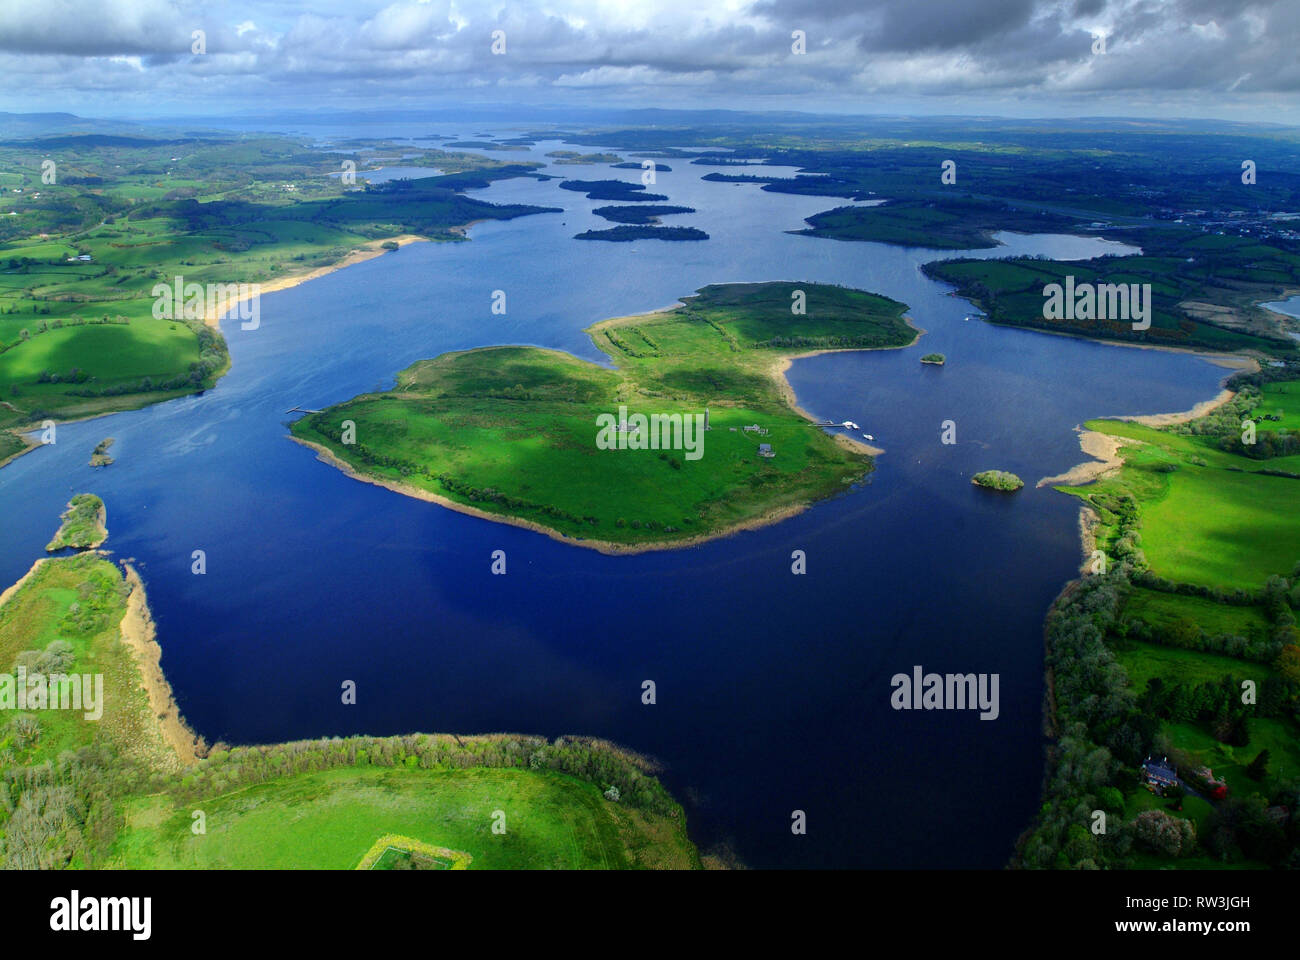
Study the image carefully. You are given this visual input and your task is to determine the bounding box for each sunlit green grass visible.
[112,766,695,870]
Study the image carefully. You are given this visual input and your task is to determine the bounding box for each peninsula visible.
[291,282,917,551]
[0,501,701,870]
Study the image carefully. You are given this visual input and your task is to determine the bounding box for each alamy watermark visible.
[0,667,103,720]
[152,275,260,330]
[1043,276,1152,330]
[890,665,1000,720]
[595,405,705,460]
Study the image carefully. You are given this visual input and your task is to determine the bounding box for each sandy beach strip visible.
[119,565,199,769]
[1038,345,1256,489]
[1038,428,1141,488]
[0,557,50,610]
[203,233,428,329]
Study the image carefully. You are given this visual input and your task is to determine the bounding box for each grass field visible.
[1259,379,1300,429]
[1052,380,1300,868]
[292,281,916,548]
[1123,587,1272,640]
[0,551,176,771]
[1064,413,1300,590]
[112,766,695,870]
[1116,639,1272,691]
[0,135,555,454]
[1165,719,1300,797]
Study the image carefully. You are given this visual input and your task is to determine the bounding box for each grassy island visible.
[920,353,946,365]
[45,493,107,551]
[291,282,916,551]
[0,504,701,870]
[971,469,1024,491]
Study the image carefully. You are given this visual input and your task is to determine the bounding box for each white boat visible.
[862,433,874,441]
[842,420,859,430]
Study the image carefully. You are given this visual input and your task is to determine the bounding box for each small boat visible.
[862,433,874,441]
[842,420,859,430]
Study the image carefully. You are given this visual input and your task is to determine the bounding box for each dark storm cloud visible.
[0,0,1294,117]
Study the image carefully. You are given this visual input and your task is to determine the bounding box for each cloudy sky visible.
[0,0,1296,123]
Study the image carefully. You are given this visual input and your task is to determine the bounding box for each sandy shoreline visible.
[290,435,818,556]
[1126,387,1239,427]
[1038,349,1253,489]
[0,234,431,459]
[119,565,199,769]
[0,557,50,610]
[204,233,428,329]
[0,432,40,470]
[1037,428,1140,488]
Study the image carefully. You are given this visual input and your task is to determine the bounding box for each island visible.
[920,353,946,365]
[592,204,696,224]
[291,282,918,552]
[89,437,115,466]
[971,470,1024,492]
[545,151,624,164]
[44,492,107,551]
[558,179,669,202]
[574,226,709,242]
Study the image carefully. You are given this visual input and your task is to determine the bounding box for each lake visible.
[0,128,1229,867]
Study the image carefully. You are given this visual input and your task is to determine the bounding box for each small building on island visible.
[757,443,775,459]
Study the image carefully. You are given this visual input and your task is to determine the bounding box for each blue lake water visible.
[0,129,1230,867]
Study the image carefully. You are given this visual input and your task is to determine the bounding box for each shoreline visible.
[204,233,428,329]
[119,564,199,769]
[0,431,40,470]
[0,557,49,610]
[1038,350,1253,489]
[1037,428,1140,488]
[290,435,819,556]
[292,307,924,552]
[0,233,433,466]
[766,318,924,458]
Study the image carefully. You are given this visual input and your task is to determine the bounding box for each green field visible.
[1026,374,1300,870]
[0,551,176,773]
[1064,412,1300,589]
[1116,639,1272,691]
[1164,719,1300,797]
[112,766,696,870]
[1123,587,1272,640]
[0,135,556,454]
[292,281,916,548]
[1259,379,1300,429]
